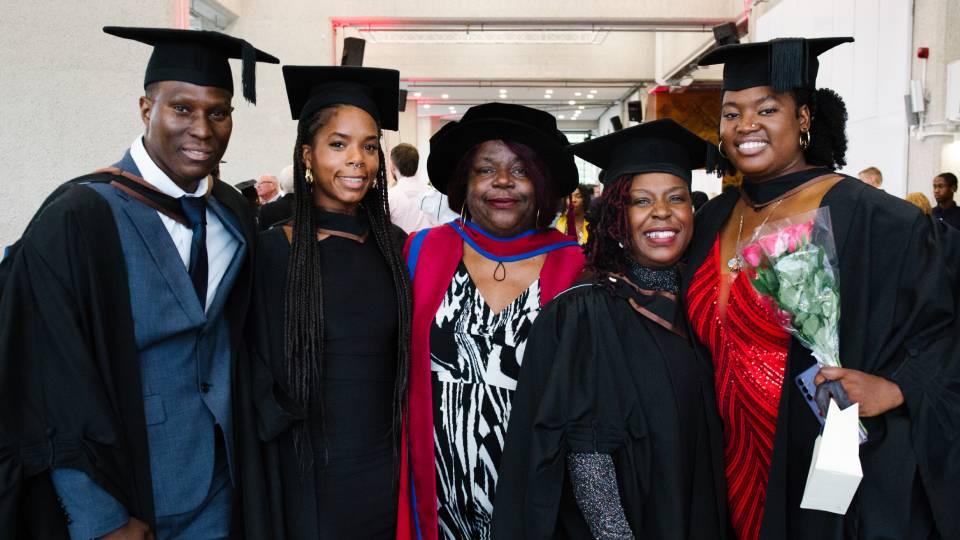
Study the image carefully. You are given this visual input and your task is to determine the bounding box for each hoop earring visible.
[536,209,541,228]
[717,138,729,159]
[460,205,467,222]
[800,130,811,150]
[305,168,314,185]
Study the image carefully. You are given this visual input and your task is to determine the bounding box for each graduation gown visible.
[0,175,264,538]
[249,213,408,539]
[682,176,960,539]
[491,274,728,540]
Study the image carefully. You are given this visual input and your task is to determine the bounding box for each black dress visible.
[251,209,406,539]
[491,270,728,540]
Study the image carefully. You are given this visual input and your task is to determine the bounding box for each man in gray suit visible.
[0,27,278,539]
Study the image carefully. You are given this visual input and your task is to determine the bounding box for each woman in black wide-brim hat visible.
[684,37,960,539]
[397,103,585,540]
[493,119,729,540]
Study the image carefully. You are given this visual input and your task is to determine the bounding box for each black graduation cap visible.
[569,119,712,186]
[103,26,280,104]
[698,37,853,92]
[282,66,400,130]
[427,102,578,195]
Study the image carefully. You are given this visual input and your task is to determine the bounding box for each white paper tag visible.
[799,399,863,514]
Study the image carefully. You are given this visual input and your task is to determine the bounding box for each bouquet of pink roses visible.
[737,207,868,443]
[738,208,841,368]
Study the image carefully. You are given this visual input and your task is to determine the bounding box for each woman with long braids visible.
[492,119,727,540]
[250,66,410,538]
[396,103,585,540]
[685,38,960,539]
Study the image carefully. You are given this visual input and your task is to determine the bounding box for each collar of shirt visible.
[130,137,208,199]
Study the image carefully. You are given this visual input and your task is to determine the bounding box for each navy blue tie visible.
[180,197,208,308]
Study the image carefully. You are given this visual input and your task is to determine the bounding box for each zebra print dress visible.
[431,262,541,540]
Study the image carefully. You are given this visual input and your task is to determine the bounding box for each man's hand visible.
[814,367,905,417]
[100,518,154,540]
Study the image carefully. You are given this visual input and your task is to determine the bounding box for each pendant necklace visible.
[727,198,785,273]
[493,261,507,282]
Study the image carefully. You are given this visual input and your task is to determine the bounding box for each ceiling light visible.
[586,94,595,99]
[568,100,576,105]
[441,94,449,99]
[545,89,554,94]
[413,92,422,97]
[423,104,431,109]
[558,115,566,119]
[578,106,585,110]
[359,29,608,45]
[574,92,582,96]
[544,94,552,99]
[589,89,598,94]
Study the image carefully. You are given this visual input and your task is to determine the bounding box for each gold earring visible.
[460,205,467,222]
[305,168,314,185]
[800,130,812,150]
[717,138,729,159]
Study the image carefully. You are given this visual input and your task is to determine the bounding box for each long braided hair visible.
[284,105,412,472]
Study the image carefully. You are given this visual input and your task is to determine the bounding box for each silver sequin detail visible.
[567,452,636,540]
[627,261,678,293]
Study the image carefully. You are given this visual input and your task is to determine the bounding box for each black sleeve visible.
[249,231,305,442]
[885,214,960,538]
[0,186,143,537]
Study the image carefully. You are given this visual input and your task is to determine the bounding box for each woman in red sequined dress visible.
[682,37,960,540]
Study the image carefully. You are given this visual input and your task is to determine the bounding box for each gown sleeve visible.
[0,186,135,537]
[884,213,960,537]
[249,231,305,442]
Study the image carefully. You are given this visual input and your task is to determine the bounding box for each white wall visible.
[754,0,913,197]
[0,1,175,247]
[908,0,960,201]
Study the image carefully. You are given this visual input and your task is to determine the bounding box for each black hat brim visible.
[427,118,578,195]
[570,119,712,185]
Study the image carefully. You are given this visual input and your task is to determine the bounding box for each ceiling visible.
[404,80,637,121]
[333,16,740,127]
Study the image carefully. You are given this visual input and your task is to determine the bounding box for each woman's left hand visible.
[814,367,904,417]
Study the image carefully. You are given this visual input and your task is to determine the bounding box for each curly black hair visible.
[715,87,849,175]
[583,175,634,276]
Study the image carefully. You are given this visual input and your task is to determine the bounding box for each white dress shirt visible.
[388,176,437,233]
[130,137,239,312]
[418,186,459,225]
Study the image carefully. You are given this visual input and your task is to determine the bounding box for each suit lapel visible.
[113,149,140,176]
[204,196,246,321]
[118,190,206,324]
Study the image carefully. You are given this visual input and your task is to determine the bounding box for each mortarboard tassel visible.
[769,38,806,93]
[705,143,724,178]
[241,40,257,104]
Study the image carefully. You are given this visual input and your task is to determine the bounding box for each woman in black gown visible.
[492,119,727,540]
[685,37,960,539]
[250,66,411,539]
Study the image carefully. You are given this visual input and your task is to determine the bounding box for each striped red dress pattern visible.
[687,237,790,540]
